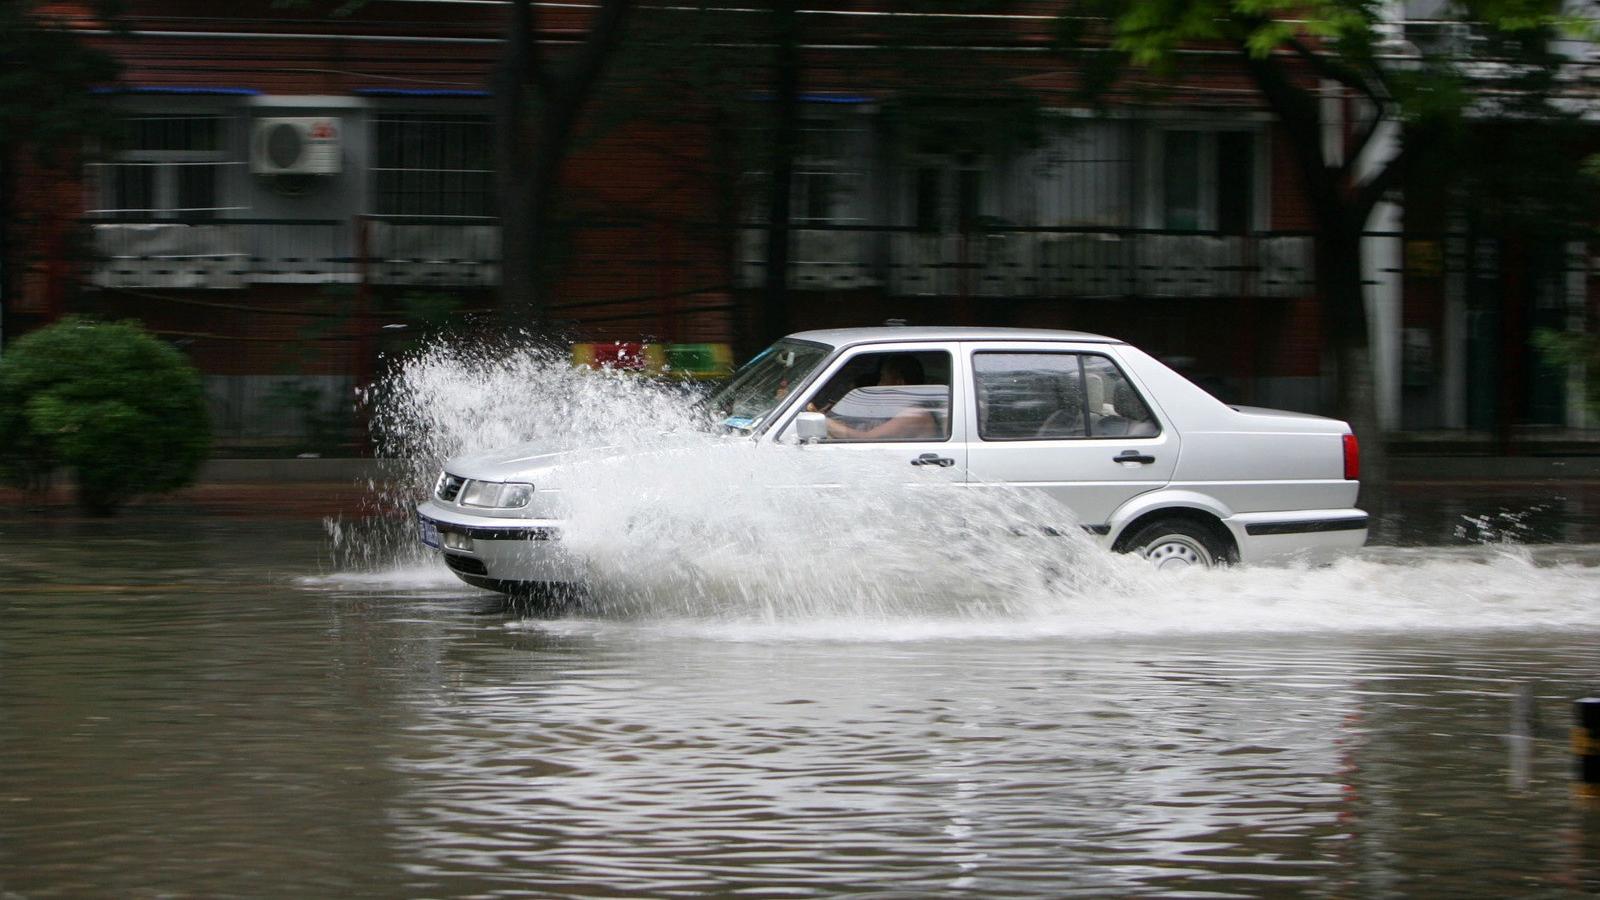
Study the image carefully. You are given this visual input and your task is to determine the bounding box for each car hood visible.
[444,443,626,484]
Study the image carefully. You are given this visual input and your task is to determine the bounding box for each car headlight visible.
[459,480,534,509]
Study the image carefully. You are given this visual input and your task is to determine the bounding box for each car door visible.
[767,341,967,489]
[962,341,1177,528]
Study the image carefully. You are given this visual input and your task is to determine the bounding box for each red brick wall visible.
[7,156,87,320]
[12,1,1332,383]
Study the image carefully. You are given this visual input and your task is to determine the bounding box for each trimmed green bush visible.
[0,317,210,514]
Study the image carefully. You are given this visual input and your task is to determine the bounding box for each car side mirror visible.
[794,411,828,444]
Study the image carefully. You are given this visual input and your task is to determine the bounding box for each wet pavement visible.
[2,479,1599,897]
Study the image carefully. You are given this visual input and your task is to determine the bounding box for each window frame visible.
[792,116,869,226]
[742,112,871,226]
[971,349,1162,443]
[1144,123,1270,234]
[906,156,987,234]
[368,112,496,219]
[811,349,955,444]
[90,112,242,220]
[772,344,959,445]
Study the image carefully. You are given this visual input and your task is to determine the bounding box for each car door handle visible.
[911,453,956,468]
[1115,450,1156,465]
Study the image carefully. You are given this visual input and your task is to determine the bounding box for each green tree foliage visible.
[1529,150,1600,417]
[0,318,210,515]
[1,3,124,336]
[0,1,123,160]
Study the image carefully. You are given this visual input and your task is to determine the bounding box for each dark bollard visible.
[1577,698,1600,799]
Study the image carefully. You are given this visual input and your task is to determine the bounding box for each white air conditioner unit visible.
[251,117,342,175]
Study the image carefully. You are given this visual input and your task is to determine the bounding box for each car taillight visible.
[1343,433,1360,481]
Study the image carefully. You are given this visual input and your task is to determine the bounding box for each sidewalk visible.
[0,482,377,520]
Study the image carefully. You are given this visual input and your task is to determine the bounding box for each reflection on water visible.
[2,518,1599,897]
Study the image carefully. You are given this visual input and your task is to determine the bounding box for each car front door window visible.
[807,350,953,443]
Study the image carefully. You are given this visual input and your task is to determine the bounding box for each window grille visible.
[89,114,241,219]
[371,114,495,218]
[1031,122,1136,228]
[793,120,867,225]
[744,117,868,225]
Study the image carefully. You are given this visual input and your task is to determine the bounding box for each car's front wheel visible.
[1123,519,1227,570]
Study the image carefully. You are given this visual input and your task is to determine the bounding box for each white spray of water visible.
[323,337,1600,639]
[327,337,705,570]
[553,443,1149,620]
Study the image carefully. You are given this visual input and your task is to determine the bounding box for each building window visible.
[910,158,984,233]
[792,119,867,225]
[371,114,494,218]
[1157,128,1259,234]
[1215,132,1255,235]
[744,117,868,225]
[1032,121,1136,227]
[93,114,236,219]
[1162,131,1203,231]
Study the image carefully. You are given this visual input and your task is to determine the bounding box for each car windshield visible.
[705,339,831,433]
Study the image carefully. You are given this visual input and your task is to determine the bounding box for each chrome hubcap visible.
[1143,536,1212,570]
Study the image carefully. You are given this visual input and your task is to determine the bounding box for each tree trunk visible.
[708,104,749,356]
[495,0,539,328]
[495,0,633,330]
[0,149,12,351]
[760,0,799,345]
[1317,227,1387,510]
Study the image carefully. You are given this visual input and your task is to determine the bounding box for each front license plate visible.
[418,515,441,549]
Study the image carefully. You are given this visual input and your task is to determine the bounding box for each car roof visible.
[786,326,1123,349]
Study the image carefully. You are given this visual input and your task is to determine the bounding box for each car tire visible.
[1124,518,1226,570]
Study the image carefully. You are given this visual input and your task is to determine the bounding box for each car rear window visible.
[974,352,1159,441]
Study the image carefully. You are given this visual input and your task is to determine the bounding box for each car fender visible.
[1104,489,1239,546]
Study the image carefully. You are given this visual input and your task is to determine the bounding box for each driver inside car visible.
[813,355,942,441]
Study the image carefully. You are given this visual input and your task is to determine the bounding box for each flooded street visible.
[3,498,1599,897]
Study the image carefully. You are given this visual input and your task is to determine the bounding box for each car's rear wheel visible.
[1124,519,1226,570]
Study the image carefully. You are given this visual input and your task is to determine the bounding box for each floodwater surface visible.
[5,343,1600,896]
[2,514,1599,898]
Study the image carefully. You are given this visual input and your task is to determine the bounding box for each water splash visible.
[327,335,707,571]
[1453,504,1550,544]
[554,444,1145,620]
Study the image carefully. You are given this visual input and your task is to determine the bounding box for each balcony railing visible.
[86,216,501,290]
[361,217,500,288]
[738,226,1316,299]
[90,219,355,288]
[84,218,1316,300]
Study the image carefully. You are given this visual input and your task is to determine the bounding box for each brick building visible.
[3,1,1595,451]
